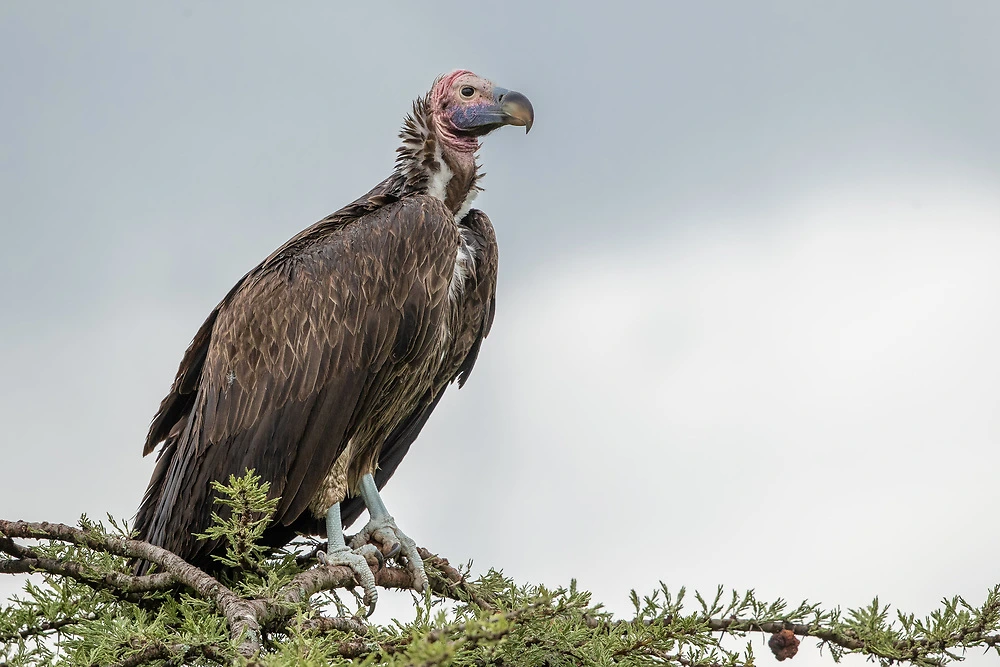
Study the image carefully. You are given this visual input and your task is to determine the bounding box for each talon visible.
[362,583,378,618]
[385,542,401,560]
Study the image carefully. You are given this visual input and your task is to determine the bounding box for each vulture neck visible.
[396,96,482,220]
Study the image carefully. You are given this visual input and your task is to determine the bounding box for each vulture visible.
[134,70,533,612]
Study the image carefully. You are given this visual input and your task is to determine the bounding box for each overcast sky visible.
[2,3,1000,665]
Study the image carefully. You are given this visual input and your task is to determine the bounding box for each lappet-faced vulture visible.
[134,70,533,612]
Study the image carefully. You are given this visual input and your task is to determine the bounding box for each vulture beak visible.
[494,88,534,133]
[451,86,535,135]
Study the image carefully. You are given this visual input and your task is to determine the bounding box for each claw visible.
[385,542,402,560]
[355,543,385,570]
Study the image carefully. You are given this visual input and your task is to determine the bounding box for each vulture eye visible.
[460,86,475,98]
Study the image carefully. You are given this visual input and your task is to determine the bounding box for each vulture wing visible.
[136,194,459,567]
[339,209,499,528]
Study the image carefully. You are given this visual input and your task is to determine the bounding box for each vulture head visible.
[430,70,534,152]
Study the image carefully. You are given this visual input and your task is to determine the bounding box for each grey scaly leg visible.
[349,473,428,594]
[317,502,379,616]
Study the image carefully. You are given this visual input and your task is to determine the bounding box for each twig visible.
[418,547,495,611]
[584,615,1000,661]
[704,617,1000,654]
[0,612,98,642]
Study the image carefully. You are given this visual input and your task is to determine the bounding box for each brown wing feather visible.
[136,193,456,567]
[339,208,499,528]
[140,173,407,458]
[454,209,499,386]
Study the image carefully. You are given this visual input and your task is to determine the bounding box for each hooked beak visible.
[450,86,535,136]
[494,88,534,133]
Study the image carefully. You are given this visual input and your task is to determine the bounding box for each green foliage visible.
[195,470,281,573]
[2,472,998,666]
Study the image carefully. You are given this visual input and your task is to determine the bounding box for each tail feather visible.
[132,437,178,575]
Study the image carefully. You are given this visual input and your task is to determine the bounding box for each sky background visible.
[2,3,1000,665]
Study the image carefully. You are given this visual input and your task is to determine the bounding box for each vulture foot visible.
[351,473,429,594]
[324,500,379,616]
[318,546,378,617]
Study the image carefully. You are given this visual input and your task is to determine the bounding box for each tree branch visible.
[704,617,1000,656]
[0,519,487,660]
[106,639,228,667]
[0,611,98,643]
[418,547,495,611]
[0,556,175,594]
[3,514,998,667]
[0,520,263,657]
[579,613,1000,665]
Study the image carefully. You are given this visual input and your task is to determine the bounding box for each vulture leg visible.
[319,502,379,616]
[349,473,429,594]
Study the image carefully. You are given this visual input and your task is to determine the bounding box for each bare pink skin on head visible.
[396,69,532,212]
[429,69,496,154]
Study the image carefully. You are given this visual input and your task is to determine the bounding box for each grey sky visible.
[2,3,999,664]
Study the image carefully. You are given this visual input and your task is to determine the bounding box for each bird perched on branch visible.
[134,70,533,612]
